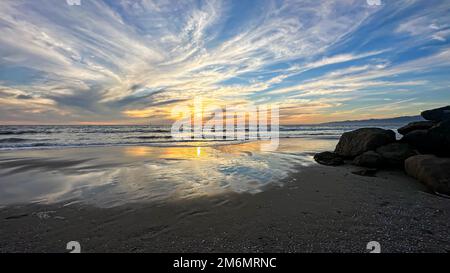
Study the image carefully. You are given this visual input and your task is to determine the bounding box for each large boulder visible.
[314,151,344,166]
[421,105,450,122]
[334,128,396,158]
[401,121,450,156]
[405,155,450,195]
[397,121,435,135]
[352,151,384,168]
[376,143,417,167]
[401,130,434,153]
[428,120,450,157]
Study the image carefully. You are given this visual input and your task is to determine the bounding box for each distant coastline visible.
[318,115,424,126]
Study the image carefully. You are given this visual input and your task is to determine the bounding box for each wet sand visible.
[0,141,449,253]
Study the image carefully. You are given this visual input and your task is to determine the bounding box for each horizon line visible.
[0,114,423,127]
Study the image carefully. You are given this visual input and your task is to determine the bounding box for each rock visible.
[428,120,450,156]
[314,151,344,166]
[352,151,384,168]
[421,105,450,121]
[334,128,396,158]
[397,121,435,135]
[352,169,378,177]
[376,143,417,167]
[401,130,433,153]
[405,155,450,195]
[401,121,450,156]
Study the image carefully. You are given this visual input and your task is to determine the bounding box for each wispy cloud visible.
[0,0,449,124]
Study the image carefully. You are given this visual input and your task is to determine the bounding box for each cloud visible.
[15,94,33,100]
[396,5,450,43]
[0,0,449,124]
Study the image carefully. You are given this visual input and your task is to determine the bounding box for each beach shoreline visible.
[1,144,449,252]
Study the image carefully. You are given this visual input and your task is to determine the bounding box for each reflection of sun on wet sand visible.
[124,146,213,159]
[0,139,322,207]
[124,141,275,159]
[0,138,449,252]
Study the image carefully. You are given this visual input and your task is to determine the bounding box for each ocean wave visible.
[0,128,172,135]
[0,139,250,150]
[72,129,171,134]
[0,138,31,143]
[0,125,353,151]
[125,135,172,139]
[0,130,49,135]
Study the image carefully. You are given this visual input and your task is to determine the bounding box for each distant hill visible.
[320,115,424,126]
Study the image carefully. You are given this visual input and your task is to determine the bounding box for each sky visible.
[0,0,449,125]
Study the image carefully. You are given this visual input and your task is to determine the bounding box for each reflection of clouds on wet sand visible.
[0,138,337,207]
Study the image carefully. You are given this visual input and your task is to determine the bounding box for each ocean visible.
[0,124,402,150]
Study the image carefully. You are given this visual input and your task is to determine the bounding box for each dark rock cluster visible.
[314,105,450,196]
[399,106,450,157]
